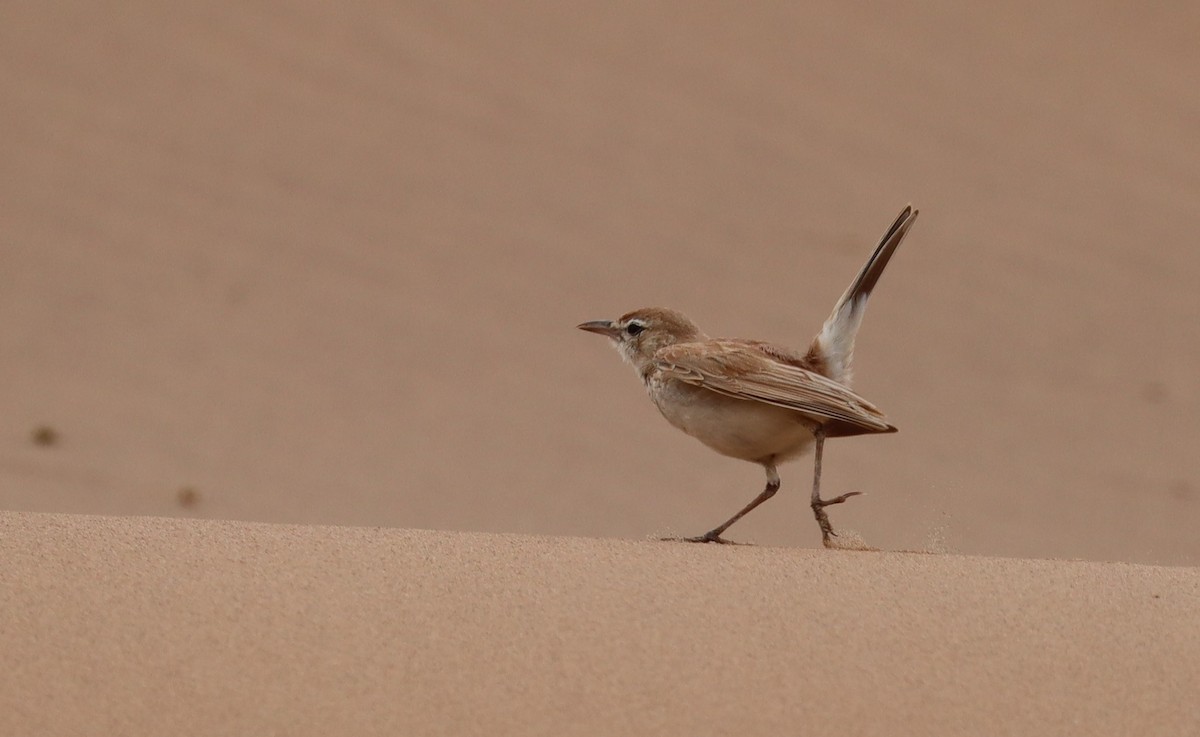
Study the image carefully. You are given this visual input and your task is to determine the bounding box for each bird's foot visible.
[811,492,864,548]
[662,529,738,545]
[812,491,864,509]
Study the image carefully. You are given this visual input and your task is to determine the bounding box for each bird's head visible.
[577,307,704,371]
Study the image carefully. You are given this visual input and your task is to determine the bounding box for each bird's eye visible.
[625,322,646,336]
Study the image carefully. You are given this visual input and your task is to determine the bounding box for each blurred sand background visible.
[2,1,1199,563]
[3,1,1200,733]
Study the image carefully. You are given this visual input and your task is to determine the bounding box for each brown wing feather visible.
[654,340,896,435]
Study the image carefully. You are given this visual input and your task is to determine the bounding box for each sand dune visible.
[3,512,1198,735]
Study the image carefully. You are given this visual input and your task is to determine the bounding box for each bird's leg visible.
[809,426,863,547]
[670,465,780,544]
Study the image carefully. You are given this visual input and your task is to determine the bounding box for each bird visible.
[578,205,918,546]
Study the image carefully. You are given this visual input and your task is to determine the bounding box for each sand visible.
[3,512,1198,735]
[3,0,1200,733]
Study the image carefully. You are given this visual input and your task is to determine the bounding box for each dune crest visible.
[2,512,1197,735]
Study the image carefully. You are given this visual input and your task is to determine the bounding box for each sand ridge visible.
[3,512,1198,735]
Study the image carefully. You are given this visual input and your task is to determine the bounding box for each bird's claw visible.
[662,530,738,545]
[812,490,864,509]
[812,491,864,547]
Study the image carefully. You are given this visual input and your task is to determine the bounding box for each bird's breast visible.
[645,376,815,464]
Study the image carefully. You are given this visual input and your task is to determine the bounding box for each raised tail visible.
[807,205,919,385]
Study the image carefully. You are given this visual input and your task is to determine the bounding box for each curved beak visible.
[577,320,621,339]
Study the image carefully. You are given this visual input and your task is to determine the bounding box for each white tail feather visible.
[813,206,918,385]
[816,296,868,384]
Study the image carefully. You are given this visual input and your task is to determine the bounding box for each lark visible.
[579,205,918,545]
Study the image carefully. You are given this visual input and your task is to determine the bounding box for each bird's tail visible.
[807,205,918,385]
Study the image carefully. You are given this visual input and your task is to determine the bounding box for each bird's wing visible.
[655,340,895,433]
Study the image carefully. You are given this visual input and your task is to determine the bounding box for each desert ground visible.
[2,1,1198,734]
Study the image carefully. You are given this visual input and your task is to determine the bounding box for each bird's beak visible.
[577,320,621,339]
